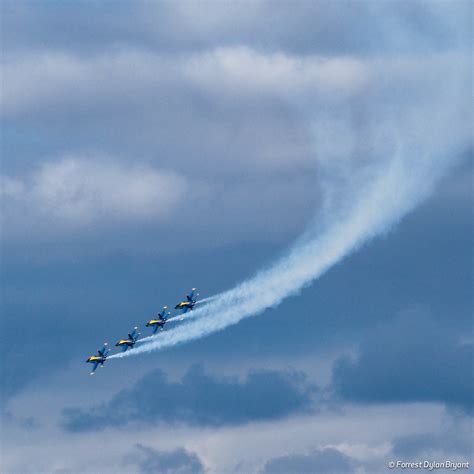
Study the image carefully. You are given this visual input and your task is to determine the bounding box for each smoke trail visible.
[110,149,461,360]
[197,296,218,304]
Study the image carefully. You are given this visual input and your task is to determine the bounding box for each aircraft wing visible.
[177,305,190,314]
[98,344,109,357]
[90,362,100,375]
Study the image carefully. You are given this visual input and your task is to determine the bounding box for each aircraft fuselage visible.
[146,319,165,327]
[175,301,194,310]
[116,339,134,347]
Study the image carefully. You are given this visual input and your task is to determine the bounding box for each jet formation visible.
[85,289,200,374]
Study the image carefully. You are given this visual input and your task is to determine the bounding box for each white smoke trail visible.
[110,149,461,360]
[197,296,218,304]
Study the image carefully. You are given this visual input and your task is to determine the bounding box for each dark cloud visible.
[61,365,317,431]
[127,444,205,474]
[332,309,473,414]
[261,447,356,474]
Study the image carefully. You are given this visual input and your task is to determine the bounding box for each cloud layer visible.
[127,444,205,474]
[62,365,317,431]
[332,309,473,414]
[2,2,471,253]
[261,447,356,474]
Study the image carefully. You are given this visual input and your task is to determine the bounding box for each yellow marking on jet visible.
[116,339,131,346]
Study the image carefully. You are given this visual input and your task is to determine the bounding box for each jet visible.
[146,306,171,334]
[115,327,140,351]
[175,288,199,313]
[86,343,110,375]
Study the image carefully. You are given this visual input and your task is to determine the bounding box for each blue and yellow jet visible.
[86,343,109,375]
[115,327,140,351]
[146,306,171,334]
[175,288,199,313]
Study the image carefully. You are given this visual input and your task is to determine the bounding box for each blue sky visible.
[1,2,472,473]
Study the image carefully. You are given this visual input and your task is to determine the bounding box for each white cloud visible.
[1,157,187,225]
[2,47,468,119]
[0,50,173,117]
[184,47,370,104]
[2,48,469,175]
[1,48,370,118]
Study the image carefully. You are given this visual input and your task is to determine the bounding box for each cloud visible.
[389,415,473,467]
[2,1,469,57]
[61,365,317,432]
[1,155,320,253]
[2,46,470,257]
[392,432,472,459]
[3,47,469,122]
[1,5,471,253]
[260,447,356,474]
[127,444,205,474]
[1,2,472,473]
[1,341,63,408]
[1,157,187,226]
[332,309,473,414]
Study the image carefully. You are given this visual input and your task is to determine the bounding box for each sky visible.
[0,1,472,473]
